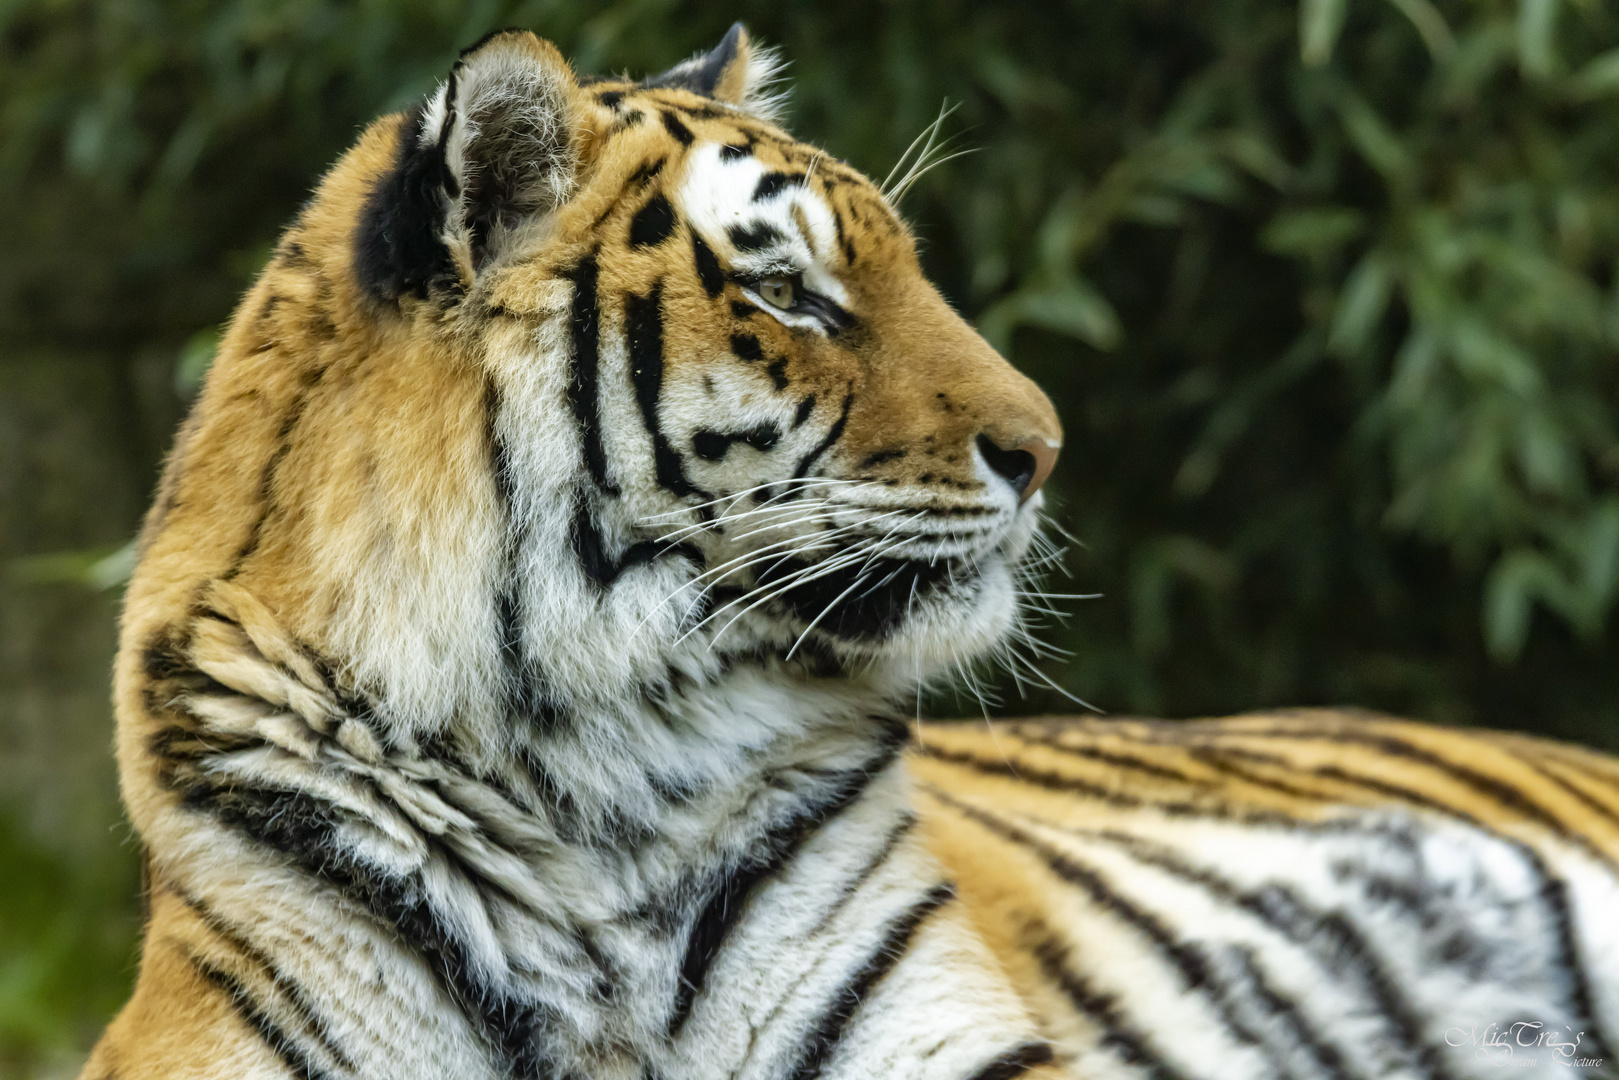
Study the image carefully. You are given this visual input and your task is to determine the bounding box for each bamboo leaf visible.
[1385,0,1455,61]
[1264,207,1367,257]
[1518,0,1560,79]
[1330,252,1395,355]
[1301,0,1348,67]
[1566,47,1619,98]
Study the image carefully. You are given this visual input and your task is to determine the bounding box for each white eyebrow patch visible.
[674,142,849,308]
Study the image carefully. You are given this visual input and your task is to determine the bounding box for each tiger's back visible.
[917,710,1619,1078]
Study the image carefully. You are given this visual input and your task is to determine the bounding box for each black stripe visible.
[786,393,853,493]
[1077,825,1441,1080]
[664,100,731,120]
[831,204,856,266]
[1535,743,1619,786]
[431,74,461,193]
[964,1042,1055,1080]
[487,430,565,726]
[627,157,664,188]
[766,358,789,390]
[729,221,785,252]
[181,894,358,1073]
[1243,731,1586,841]
[783,882,957,1080]
[629,193,678,248]
[566,253,618,496]
[937,795,1300,1058]
[1227,945,1358,1080]
[187,950,338,1080]
[1027,926,1192,1080]
[753,171,805,202]
[570,493,698,589]
[1186,746,1362,803]
[188,783,562,1079]
[487,377,543,723]
[1015,730,1221,786]
[1193,750,1612,1062]
[222,359,338,580]
[1523,756,1619,830]
[668,748,904,1036]
[692,234,726,298]
[915,742,1302,826]
[660,110,694,145]
[860,449,905,468]
[946,779,1612,1079]
[626,282,702,498]
[804,811,918,938]
[1514,842,1617,1066]
[1250,728,1615,867]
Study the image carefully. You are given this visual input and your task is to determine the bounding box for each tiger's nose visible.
[976,433,1060,504]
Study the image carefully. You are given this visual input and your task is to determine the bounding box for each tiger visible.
[82,22,1619,1080]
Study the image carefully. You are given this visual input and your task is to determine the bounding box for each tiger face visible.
[170,25,1060,720]
[369,28,1059,681]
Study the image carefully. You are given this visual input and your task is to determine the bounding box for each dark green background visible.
[4,0,1618,1073]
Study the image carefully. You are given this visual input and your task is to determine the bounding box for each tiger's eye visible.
[759,277,796,309]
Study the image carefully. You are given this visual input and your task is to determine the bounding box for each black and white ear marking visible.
[356,31,578,304]
[643,23,786,123]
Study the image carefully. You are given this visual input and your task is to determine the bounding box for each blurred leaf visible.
[1330,252,1396,355]
[1262,207,1367,258]
[1485,548,1566,658]
[8,541,135,591]
[1300,0,1348,67]
[1567,47,1619,98]
[1385,0,1455,62]
[1130,536,1236,657]
[1517,0,1560,79]
[1337,92,1413,180]
[979,275,1122,352]
[1217,131,1295,189]
[175,329,217,397]
[0,811,138,1071]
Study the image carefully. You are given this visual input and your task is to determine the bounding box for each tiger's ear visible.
[644,23,785,121]
[356,30,579,304]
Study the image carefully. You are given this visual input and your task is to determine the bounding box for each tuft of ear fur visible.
[643,23,787,123]
[356,30,578,304]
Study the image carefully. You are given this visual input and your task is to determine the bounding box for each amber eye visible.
[758,276,797,309]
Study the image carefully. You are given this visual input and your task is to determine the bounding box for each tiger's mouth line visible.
[674,526,1034,654]
[753,553,977,644]
[644,487,1038,651]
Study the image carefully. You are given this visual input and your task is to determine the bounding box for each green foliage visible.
[3,0,1619,1067]
[0,811,139,1075]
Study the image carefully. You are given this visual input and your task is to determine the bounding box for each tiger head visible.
[128,25,1061,733]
